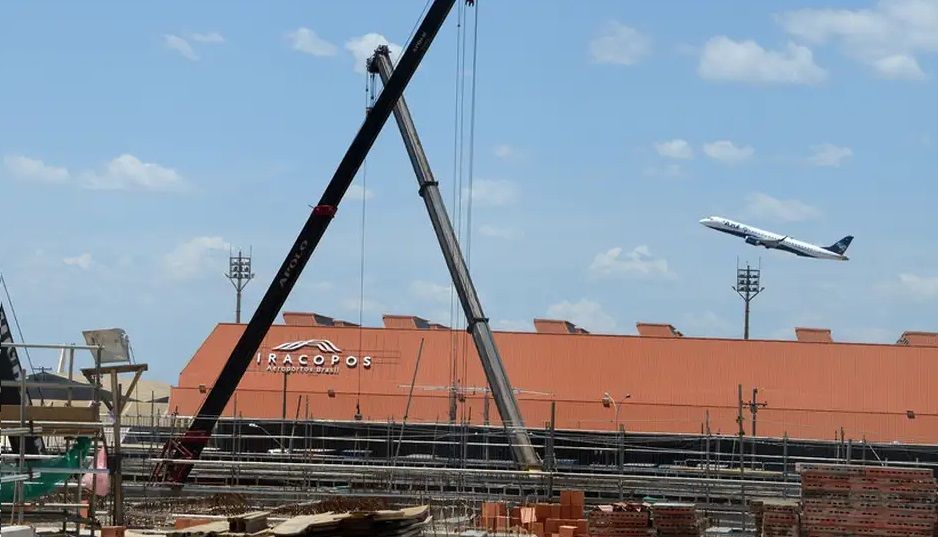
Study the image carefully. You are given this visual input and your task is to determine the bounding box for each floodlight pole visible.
[226,249,255,323]
[733,262,765,340]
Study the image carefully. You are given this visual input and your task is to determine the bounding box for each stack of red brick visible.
[799,463,938,537]
[650,503,702,537]
[479,490,588,536]
[588,503,655,537]
[757,499,801,537]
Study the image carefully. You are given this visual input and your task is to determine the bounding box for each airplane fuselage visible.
[699,216,849,260]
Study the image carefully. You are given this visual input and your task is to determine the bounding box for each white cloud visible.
[410,280,452,304]
[164,236,229,280]
[478,225,524,240]
[345,33,401,74]
[465,179,519,207]
[589,245,675,279]
[654,139,694,160]
[189,32,225,44]
[779,0,938,80]
[872,54,926,79]
[894,273,938,301]
[808,143,854,167]
[703,140,755,164]
[346,183,374,201]
[546,299,616,333]
[81,154,186,191]
[745,192,821,222]
[589,21,651,65]
[164,34,198,61]
[494,144,519,160]
[62,253,93,270]
[698,36,827,85]
[286,27,337,57]
[4,155,70,183]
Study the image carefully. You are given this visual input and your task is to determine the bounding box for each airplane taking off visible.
[699,216,853,261]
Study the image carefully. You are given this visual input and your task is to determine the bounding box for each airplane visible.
[699,216,853,261]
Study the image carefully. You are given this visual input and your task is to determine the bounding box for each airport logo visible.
[272,339,342,353]
[258,339,372,375]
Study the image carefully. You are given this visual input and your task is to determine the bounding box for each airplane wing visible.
[761,235,788,247]
[746,235,787,248]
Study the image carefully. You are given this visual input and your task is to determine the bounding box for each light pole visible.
[733,262,765,340]
[225,249,255,323]
[247,422,288,454]
[601,392,631,427]
[601,392,631,476]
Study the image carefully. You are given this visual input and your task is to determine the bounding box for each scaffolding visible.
[0,341,118,533]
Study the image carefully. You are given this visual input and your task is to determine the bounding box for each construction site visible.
[2,1,937,537]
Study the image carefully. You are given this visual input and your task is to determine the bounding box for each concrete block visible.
[1,526,35,537]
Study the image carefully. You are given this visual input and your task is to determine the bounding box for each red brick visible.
[102,527,125,537]
[546,519,559,534]
[535,504,552,522]
[559,525,577,537]
[550,504,562,519]
[174,518,215,530]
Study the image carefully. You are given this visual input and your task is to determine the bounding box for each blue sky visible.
[2,1,936,381]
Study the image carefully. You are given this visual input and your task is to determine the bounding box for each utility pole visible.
[737,384,746,474]
[737,384,747,519]
[226,249,255,323]
[733,262,764,339]
[746,387,767,469]
[281,371,289,454]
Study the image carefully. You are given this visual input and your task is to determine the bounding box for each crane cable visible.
[448,0,468,422]
[354,72,377,420]
[461,0,481,423]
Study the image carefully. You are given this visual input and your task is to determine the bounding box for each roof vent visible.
[382,315,447,330]
[534,318,585,334]
[795,327,833,343]
[283,311,334,327]
[896,331,938,347]
[636,323,682,338]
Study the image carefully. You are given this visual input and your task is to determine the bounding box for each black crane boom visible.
[152,0,457,484]
[368,47,541,469]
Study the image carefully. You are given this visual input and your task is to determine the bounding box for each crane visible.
[369,46,541,469]
[151,0,458,484]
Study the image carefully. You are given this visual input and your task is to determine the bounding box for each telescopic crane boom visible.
[151,0,458,484]
[368,47,541,469]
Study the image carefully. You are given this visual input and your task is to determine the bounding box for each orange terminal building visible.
[168,312,938,445]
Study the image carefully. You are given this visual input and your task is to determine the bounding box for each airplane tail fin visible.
[823,235,853,255]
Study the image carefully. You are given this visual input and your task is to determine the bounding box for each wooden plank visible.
[270,513,348,536]
[228,511,270,534]
[0,405,97,422]
[168,521,231,537]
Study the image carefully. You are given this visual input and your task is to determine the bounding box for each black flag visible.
[0,303,44,454]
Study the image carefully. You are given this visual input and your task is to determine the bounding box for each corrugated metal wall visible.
[169,323,938,444]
